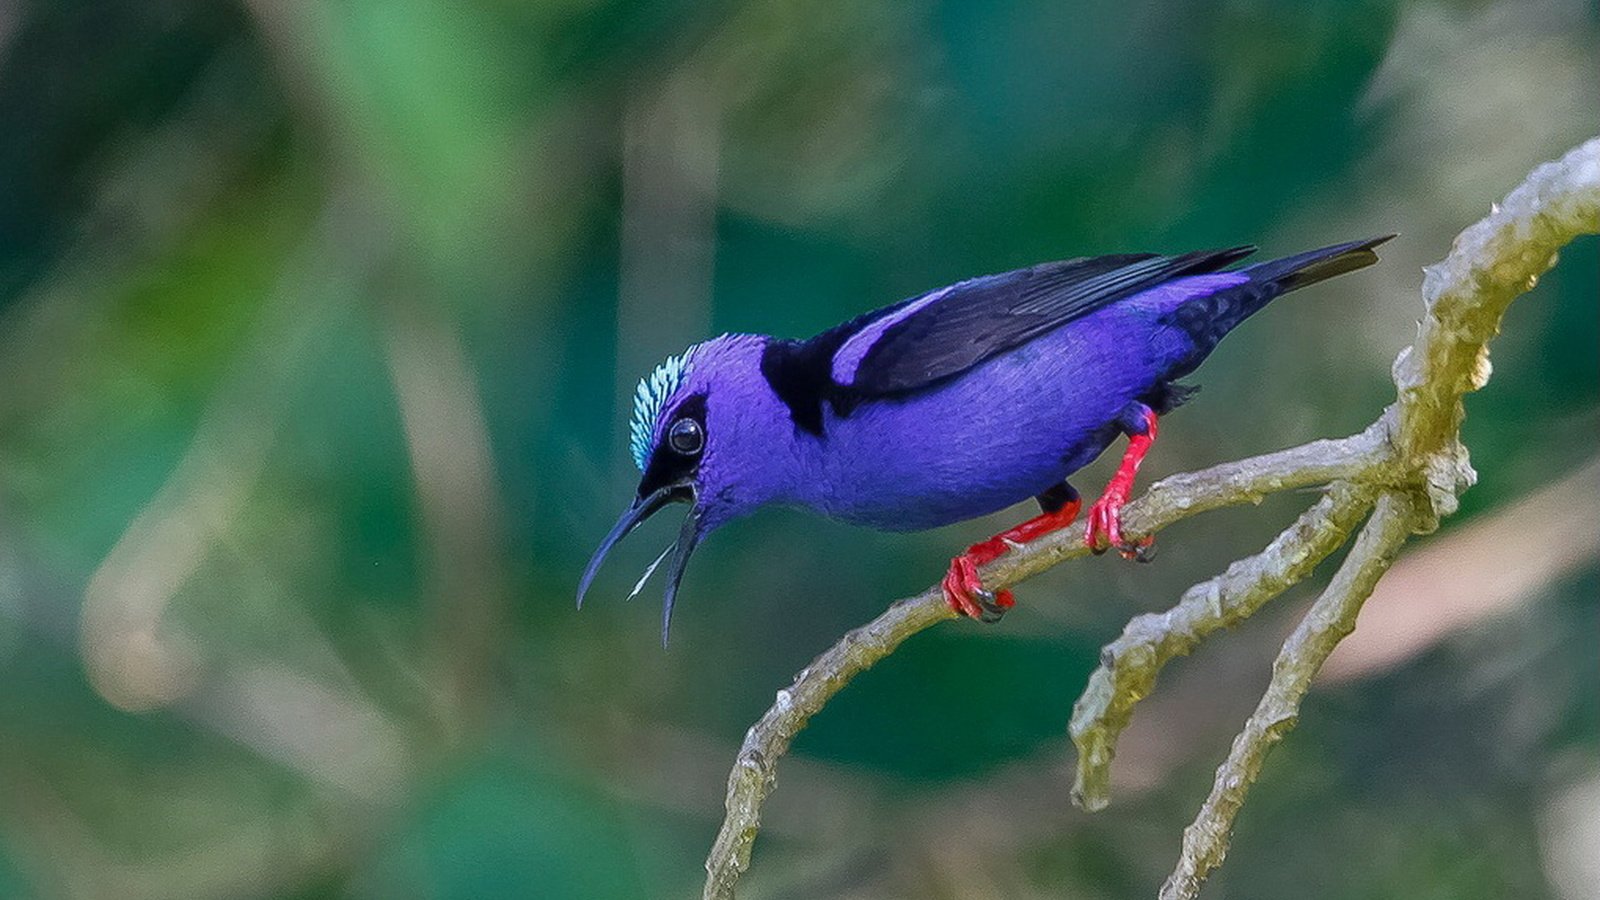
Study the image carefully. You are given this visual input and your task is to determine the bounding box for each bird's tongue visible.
[625,544,675,601]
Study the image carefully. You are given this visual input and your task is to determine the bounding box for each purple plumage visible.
[580,236,1393,642]
[789,273,1248,530]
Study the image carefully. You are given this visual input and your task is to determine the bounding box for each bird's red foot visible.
[1085,407,1159,561]
[1085,490,1155,561]
[942,495,1080,622]
[941,551,1013,623]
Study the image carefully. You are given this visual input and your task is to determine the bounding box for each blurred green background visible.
[0,0,1595,897]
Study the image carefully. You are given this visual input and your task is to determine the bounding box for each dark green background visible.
[0,1,1594,897]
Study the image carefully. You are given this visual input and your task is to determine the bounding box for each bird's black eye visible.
[667,417,703,455]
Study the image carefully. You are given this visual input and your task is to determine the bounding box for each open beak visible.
[576,480,702,646]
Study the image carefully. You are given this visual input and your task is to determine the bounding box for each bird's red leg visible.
[1086,407,1159,559]
[942,494,1082,621]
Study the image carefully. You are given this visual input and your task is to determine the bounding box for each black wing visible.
[845,246,1256,395]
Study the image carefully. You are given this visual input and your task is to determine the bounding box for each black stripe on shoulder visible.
[760,336,847,437]
[759,302,912,436]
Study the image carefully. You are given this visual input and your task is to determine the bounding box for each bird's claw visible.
[973,588,1007,623]
[1085,493,1155,561]
[1120,536,1156,563]
[1084,494,1123,553]
[941,554,1013,622]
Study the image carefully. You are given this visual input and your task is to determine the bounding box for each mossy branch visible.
[704,137,1600,900]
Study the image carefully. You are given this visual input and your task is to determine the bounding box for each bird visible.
[579,235,1394,644]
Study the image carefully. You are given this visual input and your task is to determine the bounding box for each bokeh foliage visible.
[0,1,1594,897]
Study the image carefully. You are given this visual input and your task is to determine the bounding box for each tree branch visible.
[704,136,1600,899]
[1160,490,1420,900]
[1394,139,1600,475]
[703,425,1386,900]
[1068,481,1377,812]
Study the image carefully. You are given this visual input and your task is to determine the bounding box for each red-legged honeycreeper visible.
[579,236,1395,644]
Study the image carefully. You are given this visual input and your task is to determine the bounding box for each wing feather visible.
[845,246,1256,395]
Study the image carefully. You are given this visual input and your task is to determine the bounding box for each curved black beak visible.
[576,480,702,646]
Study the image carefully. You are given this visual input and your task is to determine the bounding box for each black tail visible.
[1167,235,1394,357]
[1162,235,1394,379]
[1242,234,1396,293]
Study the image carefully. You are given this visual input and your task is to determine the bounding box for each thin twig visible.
[1160,490,1419,900]
[1068,481,1377,812]
[982,424,1393,588]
